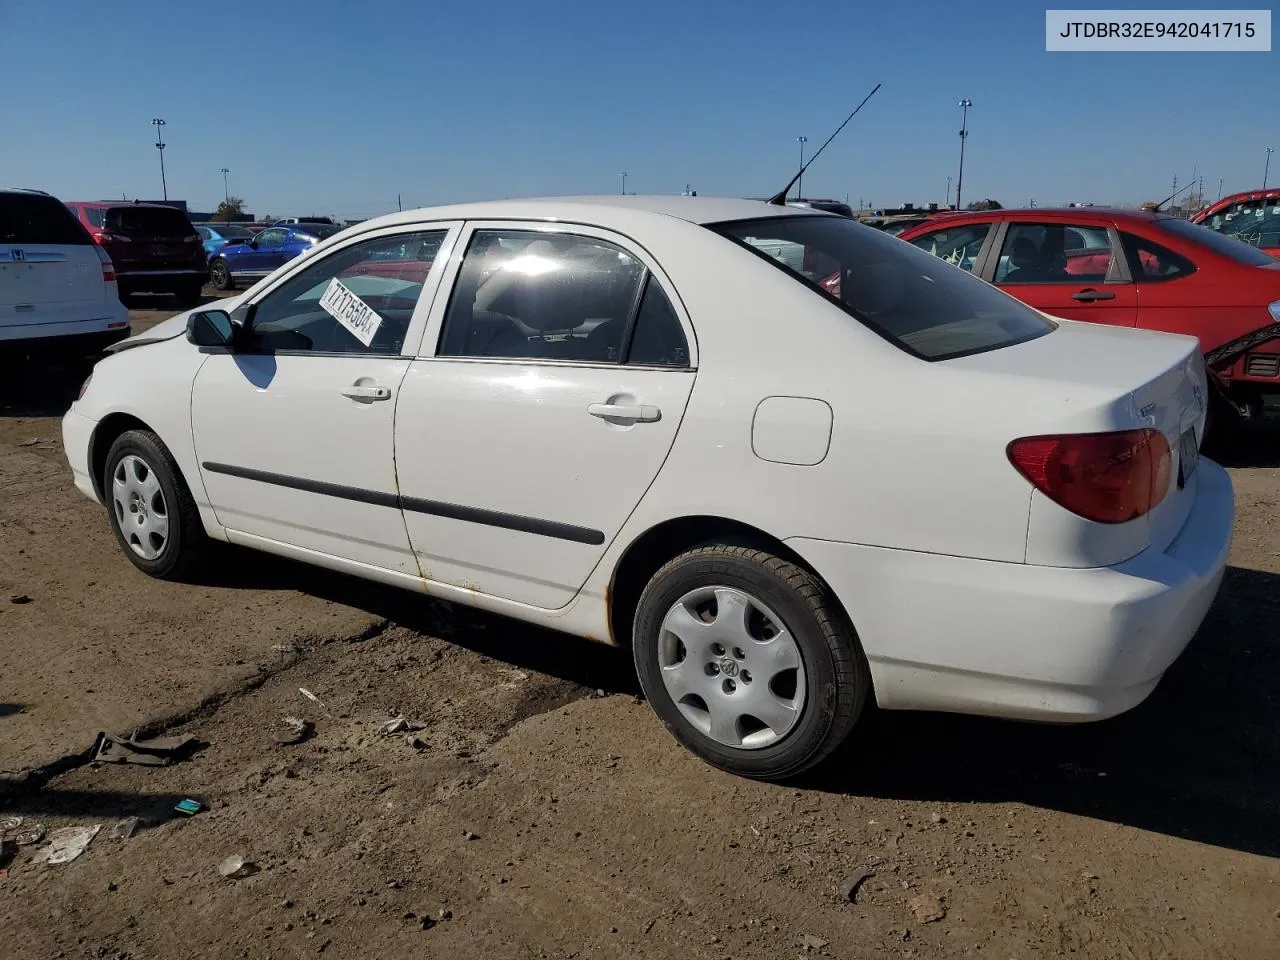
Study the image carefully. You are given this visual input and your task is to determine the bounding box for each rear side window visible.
[1121,233,1195,281]
[711,216,1053,361]
[0,193,90,245]
[1155,217,1276,266]
[907,223,990,273]
[104,205,195,237]
[628,278,690,366]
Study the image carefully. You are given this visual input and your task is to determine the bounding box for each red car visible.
[1190,188,1280,259]
[65,201,207,305]
[897,208,1280,423]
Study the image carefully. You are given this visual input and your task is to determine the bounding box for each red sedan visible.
[897,208,1280,423]
[1190,188,1280,259]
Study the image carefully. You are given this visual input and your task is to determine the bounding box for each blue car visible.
[207,223,341,290]
[194,222,256,259]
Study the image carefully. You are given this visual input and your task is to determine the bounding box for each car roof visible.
[1194,188,1280,218]
[350,196,826,234]
[903,207,1169,226]
[0,187,54,197]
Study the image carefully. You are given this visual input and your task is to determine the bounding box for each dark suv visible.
[65,202,207,305]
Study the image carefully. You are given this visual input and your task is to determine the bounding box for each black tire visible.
[209,259,234,291]
[103,429,207,580]
[175,280,204,307]
[632,544,869,781]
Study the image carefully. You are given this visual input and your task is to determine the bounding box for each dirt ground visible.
[1,294,1278,959]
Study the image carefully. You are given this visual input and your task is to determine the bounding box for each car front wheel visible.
[103,429,207,580]
[632,544,869,780]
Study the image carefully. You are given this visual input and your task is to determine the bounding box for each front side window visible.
[907,223,990,273]
[438,229,648,363]
[255,227,288,248]
[247,230,447,355]
[85,207,105,228]
[993,223,1120,284]
[711,216,1052,361]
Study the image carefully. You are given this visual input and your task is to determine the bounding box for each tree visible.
[967,198,1002,211]
[213,197,246,222]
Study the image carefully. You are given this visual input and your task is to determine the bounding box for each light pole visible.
[955,99,972,211]
[220,167,230,205]
[1217,177,1224,201]
[620,171,628,196]
[1265,147,1275,191]
[946,175,952,208]
[151,118,168,202]
[796,136,808,200]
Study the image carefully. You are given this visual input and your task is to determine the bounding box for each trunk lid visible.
[947,318,1207,566]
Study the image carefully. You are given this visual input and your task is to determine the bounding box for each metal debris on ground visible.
[278,716,314,746]
[380,716,425,735]
[174,799,203,816]
[298,688,331,715]
[840,867,876,903]
[91,730,197,766]
[109,817,142,841]
[42,825,101,865]
[13,823,46,846]
[218,854,260,879]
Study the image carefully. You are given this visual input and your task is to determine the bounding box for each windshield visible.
[1155,217,1277,266]
[710,216,1054,361]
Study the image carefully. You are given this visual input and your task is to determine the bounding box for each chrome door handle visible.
[588,402,661,423]
[341,384,391,401]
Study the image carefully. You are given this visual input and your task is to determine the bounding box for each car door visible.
[190,224,458,575]
[238,227,288,277]
[394,224,697,609]
[986,220,1139,326]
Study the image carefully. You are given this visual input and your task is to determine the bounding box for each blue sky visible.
[1,1,1275,218]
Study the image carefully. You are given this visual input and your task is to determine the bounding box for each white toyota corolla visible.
[63,196,1233,780]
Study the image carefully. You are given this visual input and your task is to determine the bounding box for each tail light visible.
[77,372,93,401]
[93,232,132,244]
[94,245,116,284]
[183,234,202,244]
[1007,429,1172,524]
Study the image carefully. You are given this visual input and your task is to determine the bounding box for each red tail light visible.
[1007,429,1172,524]
[93,231,132,244]
[94,245,116,283]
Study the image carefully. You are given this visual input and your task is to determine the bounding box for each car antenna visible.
[1152,179,1195,213]
[768,83,882,206]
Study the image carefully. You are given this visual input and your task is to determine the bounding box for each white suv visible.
[1,188,130,364]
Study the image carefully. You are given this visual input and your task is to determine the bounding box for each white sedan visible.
[62,196,1233,780]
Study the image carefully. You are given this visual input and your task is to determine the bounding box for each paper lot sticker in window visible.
[319,278,383,347]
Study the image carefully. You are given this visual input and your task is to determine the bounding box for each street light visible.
[620,171,628,196]
[1265,147,1275,191]
[955,99,972,211]
[796,136,808,200]
[151,118,168,202]
[946,175,952,207]
[1217,177,1224,202]
[220,167,230,205]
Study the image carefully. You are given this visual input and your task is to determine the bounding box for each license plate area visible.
[1177,427,1199,488]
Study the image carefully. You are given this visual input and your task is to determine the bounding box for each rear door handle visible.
[341,384,391,401]
[1071,289,1116,302]
[588,402,661,423]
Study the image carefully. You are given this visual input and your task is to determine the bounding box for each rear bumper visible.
[0,319,131,358]
[788,459,1234,722]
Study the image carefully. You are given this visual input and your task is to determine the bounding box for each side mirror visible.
[186,310,236,347]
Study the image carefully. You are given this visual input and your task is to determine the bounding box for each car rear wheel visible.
[103,430,207,580]
[632,544,869,780]
[209,260,234,291]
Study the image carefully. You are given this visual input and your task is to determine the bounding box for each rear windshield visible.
[1155,217,1276,266]
[104,205,195,238]
[710,216,1054,361]
[0,193,90,245]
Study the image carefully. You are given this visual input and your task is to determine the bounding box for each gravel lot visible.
[1,294,1278,959]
